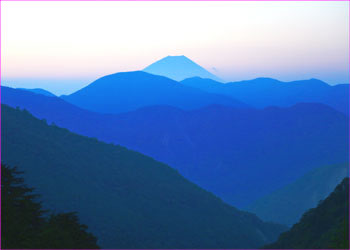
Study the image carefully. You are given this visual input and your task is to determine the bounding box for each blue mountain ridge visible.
[18,87,56,97]
[181,77,349,115]
[61,71,247,114]
[2,86,348,208]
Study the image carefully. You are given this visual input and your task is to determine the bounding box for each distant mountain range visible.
[264,178,349,249]
[247,163,349,226]
[58,70,349,116]
[1,104,287,249]
[18,88,56,97]
[143,55,222,82]
[2,54,349,249]
[181,77,349,115]
[2,86,348,208]
[60,71,246,114]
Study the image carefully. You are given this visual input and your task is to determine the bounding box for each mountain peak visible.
[143,55,222,82]
[166,55,186,57]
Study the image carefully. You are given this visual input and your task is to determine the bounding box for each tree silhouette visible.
[39,213,99,249]
[1,163,99,249]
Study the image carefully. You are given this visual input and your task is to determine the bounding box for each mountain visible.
[247,163,349,226]
[1,86,100,125]
[92,103,348,208]
[2,87,348,208]
[18,88,56,97]
[181,77,349,114]
[60,71,246,114]
[1,104,287,249]
[264,178,349,249]
[143,55,222,82]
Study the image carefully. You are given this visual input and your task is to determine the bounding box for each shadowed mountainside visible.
[2,86,348,208]
[1,104,287,249]
[264,178,349,249]
[247,163,349,226]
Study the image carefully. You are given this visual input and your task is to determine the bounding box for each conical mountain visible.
[143,55,222,82]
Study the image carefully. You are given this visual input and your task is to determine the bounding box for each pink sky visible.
[1,1,349,94]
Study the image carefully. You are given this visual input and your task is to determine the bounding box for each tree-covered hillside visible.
[1,104,286,249]
[264,178,349,249]
[2,164,99,249]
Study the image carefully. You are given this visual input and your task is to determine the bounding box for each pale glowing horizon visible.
[1,1,349,95]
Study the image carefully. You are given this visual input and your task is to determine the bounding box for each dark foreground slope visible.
[1,104,286,249]
[2,86,349,208]
[247,163,349,226]
[2,164,99,249]
[264,178,349,249]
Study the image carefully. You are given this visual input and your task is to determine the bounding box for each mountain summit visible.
[143,55,222,82]
[60,71,244,114]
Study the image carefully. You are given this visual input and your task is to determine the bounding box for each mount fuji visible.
[143,55,222,82]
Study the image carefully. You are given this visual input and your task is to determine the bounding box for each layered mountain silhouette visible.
[264,178,349,249]
[2,87,348,208]
[3,49,349,249]
[60,71,246,114]
[181,77,349,114]
[247,163,349,226]
[143,55,222,82]
[1,104,287,249]
[18,88,56,97]
[2,86,100,125]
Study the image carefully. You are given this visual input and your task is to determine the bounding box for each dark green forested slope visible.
[247,163,349,226]
[2,164,99,249]
[264,178,349,249]
[1,104,286,249]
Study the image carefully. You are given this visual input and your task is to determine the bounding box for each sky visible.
[1,1,349,95]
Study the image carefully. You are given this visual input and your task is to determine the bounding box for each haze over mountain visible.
[1,104,287,249]
[2,87,348,208]
[181,77,349,114]
[143,55,222,82]
[247,163,349,226]
[2,86,100,124]
[2,1,348,248]
[61,71,245,114]
[264,178,349,249]
[18,88,56,97]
